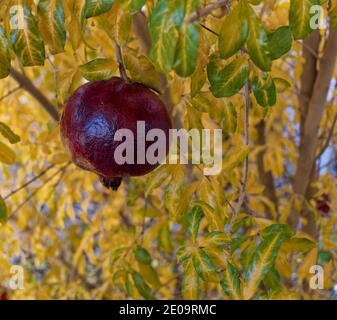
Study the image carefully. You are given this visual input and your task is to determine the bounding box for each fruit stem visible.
[114,41,129,83]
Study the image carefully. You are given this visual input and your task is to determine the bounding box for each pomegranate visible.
[60,77,172,190]
[316,194,331,214]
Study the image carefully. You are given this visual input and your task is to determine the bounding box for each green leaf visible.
[10,4,45,66]
[0,196,7,223]
[182,260,199,299]
[260,224,293,239]
[193,200,224,231]
[84,0,114,18]
[134,246,152,265]
[149,0,179,72]
[0,141,16,165]
[207,55,249,98]
[219,0,249,59]
[240,240,256,269]
[0,27,10,79]
[132,271,156,300]
[37,0,66,55]
[289,0,316,40]
[252,73,277,107]
[268,26,293,60]
[193,248,220,282]
[247,6,271,71]
[188,206,202,243]
[220,261,242,299]
[201,231,231,249]
[79,58,115,81]
[263,268,282,292]
[0,122,20,144]
[173,0,200,77]
[244,224,293,299]
[123,47,163,93]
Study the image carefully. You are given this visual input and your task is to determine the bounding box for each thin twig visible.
[0,85,22,103]
[200,23,219,36]
[185,0,231,24]
[4,164,55,200]
[296,39,320,59]
[9,163,71,219]
[114,41,129,82]
[228,63,250,232]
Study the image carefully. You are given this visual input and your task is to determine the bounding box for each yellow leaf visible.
[0,141,16,165]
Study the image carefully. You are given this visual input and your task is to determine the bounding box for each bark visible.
[291,27,337,235]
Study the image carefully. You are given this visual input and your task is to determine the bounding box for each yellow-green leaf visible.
[188,206,202,243]
[0,141,16,165]
[132,271,157,300]
[10,4,45,66]
[149,0,179,72]
[221,261,242,300]
[219,0,249,59]
[134,245,152,265]
[244,224,292,299]
[0,122,20,144]
[79,58,115,81]
[252,72,276,107]
[193,248,220,282]
[37,0,66,55]
[0,196,7,223]
[182,258,199,299]
[84,0,114,18]
[247,6,271,71]
[222,144,250,172]
[207,55,249,98]
[173,0,200,77]
[289,0,317,40]
[124,47,163,93]
[0,26,10,79]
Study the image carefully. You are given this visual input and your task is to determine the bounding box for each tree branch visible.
[10,68,60,122]
[4,164,55,200]
[298,30,320,141]
[185,0,231,24]
[293,27,337,196]
[291,27,337,233]
[316,112,337,160]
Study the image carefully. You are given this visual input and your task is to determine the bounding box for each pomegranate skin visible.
[60,77,172,184]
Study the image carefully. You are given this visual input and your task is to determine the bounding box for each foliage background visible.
[0,0,337,300]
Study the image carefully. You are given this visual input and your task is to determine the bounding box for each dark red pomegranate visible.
[316,194,331,214]
[60,77,172,190]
